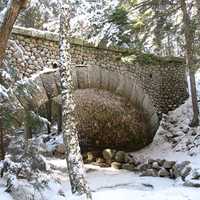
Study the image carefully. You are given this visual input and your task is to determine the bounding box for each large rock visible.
[122,163,136,171]
[137,163,149,171]
[152,162,160,170]
[102,149,116,163]
[125,154,137,165]
[191,169,200,180]
[181,166,192,180]
[184,180,200,188]
[173,161,190,178]
[141,169,157,177]
[111,162,122,169]
[163,161,176,169]
[158,168,170,177]
[115,151,126,163]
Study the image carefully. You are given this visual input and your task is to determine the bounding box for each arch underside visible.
[9,66,160,150]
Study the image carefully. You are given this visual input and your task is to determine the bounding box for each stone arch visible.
[73,66,160,142]
[10,67,160,151]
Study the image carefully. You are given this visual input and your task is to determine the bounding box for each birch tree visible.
[59,2,92,199]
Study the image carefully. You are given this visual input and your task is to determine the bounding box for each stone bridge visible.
[2,26,188,151]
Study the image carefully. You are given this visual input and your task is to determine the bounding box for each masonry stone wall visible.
[5,26,188,114]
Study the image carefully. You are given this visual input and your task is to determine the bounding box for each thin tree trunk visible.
[24,110,32,142]
[46,100,52,134]
[59,3,92,199]
[57,103,62,134]
[180,0,199,127]
[0,0,28,66]
[0,120,5,160]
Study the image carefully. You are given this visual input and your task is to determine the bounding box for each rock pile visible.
[160,113,200,156]
[83,148,192,181]
[184,169,200,187]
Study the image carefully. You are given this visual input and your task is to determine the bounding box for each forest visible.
[0,0,200,200]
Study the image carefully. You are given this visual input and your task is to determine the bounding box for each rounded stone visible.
[86,152,95,162]
[115,151,126,163]
[111,162,122,169]
[158,168,170,177]
[96,157,105,164]
[141,169,157,177]
[181,166,192,180]
[122,163,136,171]
[102,149,116,162]
[163,161,176,169]
[152,162,160,170]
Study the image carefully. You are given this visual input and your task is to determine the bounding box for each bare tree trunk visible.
[57,103,62,134]
[59,3,92,199]
[0,0,28,66]
[24,110,32,143]
[0,120,5,160]
[180,0,199,127]
[46,100,52,134]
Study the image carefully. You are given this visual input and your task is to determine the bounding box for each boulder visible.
[102,149,116,163]
[158,168,170,177]
[181,166,192,180]
[86,152,96,162]
[173,161,190,178]
[111,162,122,169]
[155,159,165,166]
[163,161,176,169]
[137,163,149,171]
[96,157,105,164]
[122,163,136,171]
[191,169,200,180]
[184,180,200,188]
[141,169,157,177]
[124,154,137,165]
[152,162,160,170]
[115,151,126,163]
[148,159,155,165]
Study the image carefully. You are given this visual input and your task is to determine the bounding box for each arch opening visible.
[11,68,160,151]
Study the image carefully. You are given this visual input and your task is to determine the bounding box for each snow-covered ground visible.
[132,99,200,167]
[1,158,200,200]
[1,98,200,200]
[1,72,200,200]
[36,160,200,200]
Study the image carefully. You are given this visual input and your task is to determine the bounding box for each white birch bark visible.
[59,2,92,199]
